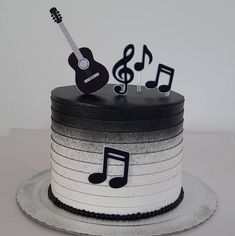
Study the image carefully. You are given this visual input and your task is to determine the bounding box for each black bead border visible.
[48,185,184,221]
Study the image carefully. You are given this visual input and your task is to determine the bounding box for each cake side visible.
[49,84,185,219]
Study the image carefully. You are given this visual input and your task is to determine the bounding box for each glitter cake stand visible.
[16,170,217,236]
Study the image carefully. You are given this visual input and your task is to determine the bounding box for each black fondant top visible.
[51,84,184,121]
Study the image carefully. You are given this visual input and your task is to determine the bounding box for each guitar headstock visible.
[50,7,62,24]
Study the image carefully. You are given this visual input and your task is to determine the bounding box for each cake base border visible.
[48,184,184,221]
[16,170,217,236]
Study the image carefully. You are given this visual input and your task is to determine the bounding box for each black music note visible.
[145,64,175,95]
[112,44,135,95]
[134,45,153,71]
[88,147,130,189]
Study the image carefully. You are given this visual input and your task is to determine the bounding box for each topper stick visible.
[137,72,142,93]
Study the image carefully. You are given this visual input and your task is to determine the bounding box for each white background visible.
[1,0,235,136]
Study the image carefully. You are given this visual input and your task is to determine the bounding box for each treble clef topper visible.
[112,44,135,95]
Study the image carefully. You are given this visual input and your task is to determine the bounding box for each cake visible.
[48,84,185,220]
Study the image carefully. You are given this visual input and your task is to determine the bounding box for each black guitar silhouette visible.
[50,7,109,94]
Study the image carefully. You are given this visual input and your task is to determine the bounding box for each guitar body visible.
[68,48,109,94]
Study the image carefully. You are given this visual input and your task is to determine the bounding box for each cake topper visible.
[88,147,130,189]
[112,44,154,95]
[145,64,175,96]
[134,45,153,71]
[50,7,109,94]
[134,45,153,92]
[112,44,135,95]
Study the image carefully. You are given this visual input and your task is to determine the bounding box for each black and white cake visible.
[48,84,185,220]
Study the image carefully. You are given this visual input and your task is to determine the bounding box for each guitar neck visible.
[58,22,83,60]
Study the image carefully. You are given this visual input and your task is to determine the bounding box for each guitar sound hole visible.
[78,59,90,70]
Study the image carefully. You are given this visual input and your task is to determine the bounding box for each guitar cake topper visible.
[50,7,109,94]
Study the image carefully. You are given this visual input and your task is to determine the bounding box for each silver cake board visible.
[16,170,217,236]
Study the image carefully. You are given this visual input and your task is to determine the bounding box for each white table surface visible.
[0,129,235,235]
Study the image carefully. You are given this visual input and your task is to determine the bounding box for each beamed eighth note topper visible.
[50,7,109,94]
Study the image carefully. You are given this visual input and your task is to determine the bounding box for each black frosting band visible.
[51,98,184,121]
[51,109,184,132]
[48,185,184,221]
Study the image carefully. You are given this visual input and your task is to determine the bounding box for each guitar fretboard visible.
[58,22,83,61]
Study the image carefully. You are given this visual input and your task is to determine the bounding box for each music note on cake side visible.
[145,64,175,96]
[50,7,109,94]
[88,147,130,189]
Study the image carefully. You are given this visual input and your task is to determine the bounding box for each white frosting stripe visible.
[51,167,182,195]
[51,150,182,176]
[51,131,183,154]
[51,168,181,196]
[51,182,181,208]
[51,184,182,214]
[51,139,183,164]
[52,170,181,195]
[52,120,183,143]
